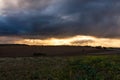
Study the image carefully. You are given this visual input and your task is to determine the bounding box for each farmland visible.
[0,55,119,80]
[0,45,120,80]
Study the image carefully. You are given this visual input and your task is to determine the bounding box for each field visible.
[0,55,120,80]
[0,45,119,57]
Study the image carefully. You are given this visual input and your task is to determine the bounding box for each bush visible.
[33,53,47,57]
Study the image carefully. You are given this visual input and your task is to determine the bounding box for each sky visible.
[0,0,120,47]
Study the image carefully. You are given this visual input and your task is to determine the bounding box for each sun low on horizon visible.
[0,35,120,48]
[0,0,120,48]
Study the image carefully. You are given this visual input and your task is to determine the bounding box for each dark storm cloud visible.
[0,0,120,39]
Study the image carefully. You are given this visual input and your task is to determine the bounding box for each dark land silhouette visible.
[0,44,120,80]
[0,44,119,57]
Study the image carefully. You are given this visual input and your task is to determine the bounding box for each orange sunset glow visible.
[14,35,120,48]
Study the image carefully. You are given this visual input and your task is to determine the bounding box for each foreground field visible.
[0,55,120,80]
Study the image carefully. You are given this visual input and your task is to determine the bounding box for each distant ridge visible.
[0,44,29,46]
[0,44,118,49]
[0,44,109,48]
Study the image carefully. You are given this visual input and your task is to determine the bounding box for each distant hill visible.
[0,44,29,46]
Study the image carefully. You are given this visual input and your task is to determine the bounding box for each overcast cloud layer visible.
[0,0,120,39]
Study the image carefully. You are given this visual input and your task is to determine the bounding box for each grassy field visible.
[0,55,120,80]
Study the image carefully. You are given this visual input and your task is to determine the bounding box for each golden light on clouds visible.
[0,1,3,9]
[14,35,120,48]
